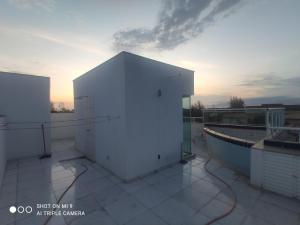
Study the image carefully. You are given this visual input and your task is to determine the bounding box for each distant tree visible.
[51,102,74,113]
[191,101,205,122]
[57,102,66,111]
[191,101,205,115]
[50,102,57,113]
[229,96,245,108]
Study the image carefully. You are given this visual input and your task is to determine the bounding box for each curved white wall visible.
[205,128,252,176]
[206,126,266,142]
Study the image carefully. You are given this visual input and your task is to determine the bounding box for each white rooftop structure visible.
[73,52,194,181]
[0,72,51,160]
[0,59,299,225]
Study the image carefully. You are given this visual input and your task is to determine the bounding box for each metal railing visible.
[183,116,203,123]
[203,107,285,128]
[268,126,300,143]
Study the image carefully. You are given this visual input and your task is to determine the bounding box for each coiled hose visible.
[203,156,237,225]
[43,157,89,225]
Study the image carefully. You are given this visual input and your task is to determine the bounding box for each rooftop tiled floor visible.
[1,139,300,225]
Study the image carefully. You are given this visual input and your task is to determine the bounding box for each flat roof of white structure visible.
[73,51,193,81]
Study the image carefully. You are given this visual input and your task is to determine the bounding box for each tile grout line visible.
[122,188,173,225]
[120,163,219,224]
[258,190,300,215]
[240,190,274,225]
[192,171,240,220]
[97,175,176,225]
[59,159,108,225]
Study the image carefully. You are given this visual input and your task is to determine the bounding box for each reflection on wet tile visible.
[104,195,147,225]
[152,198,195,225]
[133,186,168,208]
[1,139,299,225]
[125,211,168,225]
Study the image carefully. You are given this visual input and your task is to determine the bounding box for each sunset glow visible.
[1,0,299,108]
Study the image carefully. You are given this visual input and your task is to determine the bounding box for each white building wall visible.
[73,54,127,179]
[205,130,251,176]
[263,151,295,197]
[250,148,263,187]
[123,52,193,180]
[51,113,74,140]
[0,117,6,188]
[73,52,194,181]
[0,72,50,160]
[251,147,300,200]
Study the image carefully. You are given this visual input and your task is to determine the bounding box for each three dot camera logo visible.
[9,206,32,214]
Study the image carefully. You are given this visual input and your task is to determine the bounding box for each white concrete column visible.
[250,147,263,187]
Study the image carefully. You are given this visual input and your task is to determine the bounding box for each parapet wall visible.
[204,123,266,142]
[51,113,75,140]
[204,127,254,176]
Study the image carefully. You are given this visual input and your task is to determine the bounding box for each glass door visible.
[182,96,192,159]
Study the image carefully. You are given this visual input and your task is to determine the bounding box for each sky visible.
[0,0,300,108]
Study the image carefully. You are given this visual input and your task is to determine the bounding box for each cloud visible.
[237,73,300,98]
[29,30,104,55]
[179,60,218,70]
[64,11,86,27]
[112,0,244,52]
[8,0,55,12]
[0,25,107,56]
[239,74,300,88]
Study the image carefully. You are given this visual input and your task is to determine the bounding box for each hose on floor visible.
[203,156,237,225]
[43,157,89,225]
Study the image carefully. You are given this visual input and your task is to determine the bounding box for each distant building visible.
[73,52,194,181]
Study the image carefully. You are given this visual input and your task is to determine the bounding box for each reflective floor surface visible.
[1,139,300,225]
